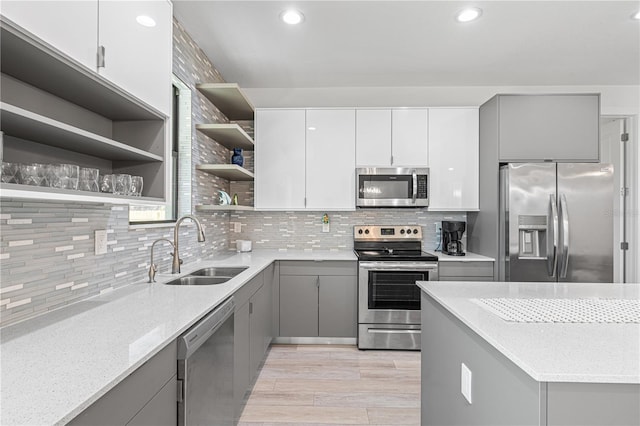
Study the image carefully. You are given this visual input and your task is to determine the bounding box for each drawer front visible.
[440,276,495,282]
[439,262,494,278]
[279,261,357,276]
[233,273,264,308]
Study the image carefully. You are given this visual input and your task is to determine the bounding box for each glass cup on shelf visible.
[1,162,20,184]
[113,174,132,195]
[61,164,79,190]
[100,174,114,193]
[19,163,42,186]
[130,176,143,196]
[79,167,100,192]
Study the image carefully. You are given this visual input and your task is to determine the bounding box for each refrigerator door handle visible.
[559,193,570,278]
[547,194,559,277]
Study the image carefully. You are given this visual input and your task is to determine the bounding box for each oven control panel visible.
[354,225,422,240]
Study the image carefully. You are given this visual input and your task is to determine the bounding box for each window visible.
[129,75,192,223]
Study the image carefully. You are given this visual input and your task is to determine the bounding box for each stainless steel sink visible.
[164,276,230,286]
[189,267,248,277]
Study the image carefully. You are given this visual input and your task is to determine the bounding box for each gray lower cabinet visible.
[439,261,494,282]
[233,268,274,420]
[421,293,640,426]
[279,275,319,337]
[69,341,177,426]
[278,261,357,338]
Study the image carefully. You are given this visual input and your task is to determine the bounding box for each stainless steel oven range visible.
[354,225,438,350]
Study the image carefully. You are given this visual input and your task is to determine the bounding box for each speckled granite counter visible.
[432,251,494,262]
[417,281,640,384]
[0,250,356,426]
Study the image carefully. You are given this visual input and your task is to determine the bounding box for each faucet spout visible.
[148,238,174,283]
[172,215,206,274]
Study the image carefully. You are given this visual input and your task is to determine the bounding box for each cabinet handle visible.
[97,45,106,68]
[249,302,253,315]
[315,276,320,288]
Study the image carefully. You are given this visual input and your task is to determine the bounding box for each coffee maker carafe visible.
[442,221,466,256]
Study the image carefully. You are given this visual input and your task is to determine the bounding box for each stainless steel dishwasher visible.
[177,297,235,426]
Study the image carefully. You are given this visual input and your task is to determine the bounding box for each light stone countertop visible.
[432,251,495,262]
[0,249,356,426]
[417,281,640,384]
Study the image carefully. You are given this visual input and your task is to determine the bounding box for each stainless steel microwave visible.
[356,167,429,207]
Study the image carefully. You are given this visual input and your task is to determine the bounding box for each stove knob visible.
[407,228,412,235]
[364,229,370,235]
[413,228,419,234]
[400,229,405,234]
[358,229,363,234]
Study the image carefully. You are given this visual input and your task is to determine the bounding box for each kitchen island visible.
[418,281,640,426]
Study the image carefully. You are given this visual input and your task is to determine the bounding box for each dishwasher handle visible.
[177,297,235,360]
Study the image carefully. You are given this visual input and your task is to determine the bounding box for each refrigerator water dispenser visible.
[518,215,546,259]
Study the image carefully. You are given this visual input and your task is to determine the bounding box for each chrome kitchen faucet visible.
[172,215,206,274]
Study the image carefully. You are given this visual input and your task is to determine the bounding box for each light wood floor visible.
[238,344,421,425]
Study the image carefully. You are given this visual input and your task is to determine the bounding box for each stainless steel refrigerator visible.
[499,163,614,282]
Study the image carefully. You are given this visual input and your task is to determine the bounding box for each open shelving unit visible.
[196,83,254,121]
[195,204,255,212]
[196,164,254,181]
[195,123,254,151]
[0,17,167,203]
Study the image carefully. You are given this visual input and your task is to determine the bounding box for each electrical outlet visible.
[95,230,108,255]
[234,222,242,233]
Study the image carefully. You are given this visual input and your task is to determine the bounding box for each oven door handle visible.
[368,328,421,334]
[359,261,438,271]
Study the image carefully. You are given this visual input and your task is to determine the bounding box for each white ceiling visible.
[173,1,640,89]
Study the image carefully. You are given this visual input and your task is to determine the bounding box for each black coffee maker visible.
[442,221,466,256]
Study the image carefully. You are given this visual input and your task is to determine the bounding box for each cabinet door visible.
[126,375,177,426]
[392,109,429,166]
[356,109,392,166]
[1,0,98,71]
[428,108,479,210]
[255,109,306,210]
[249,280,271,379]
[318,276,357,337]
[498,94,600,162]
[279,275,319,337]
[98,0,172,115]
[233,301,250,421]
[306,109,356,210]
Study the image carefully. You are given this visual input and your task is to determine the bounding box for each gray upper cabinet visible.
[496,94,600,162]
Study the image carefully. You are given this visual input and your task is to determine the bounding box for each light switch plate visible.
[461,362,473,404]
[95,230,107,255]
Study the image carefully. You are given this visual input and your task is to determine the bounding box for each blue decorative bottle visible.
[231,148,244,167]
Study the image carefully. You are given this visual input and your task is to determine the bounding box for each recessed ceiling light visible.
[456,7,482,23]
[633,11,640,20]
[280,9,304,25]
[136,15,156,27]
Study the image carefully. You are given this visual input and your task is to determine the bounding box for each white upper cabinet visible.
[428,108,479,211]
[306,109,356,210]
[255,109,307,210]
[255,109,356,211]
[98,0,172,116]
[0,0,98,70]
[392,109,429,167]
[355,108,428,167]
[1,0,172,116]
[356,109,391,166]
